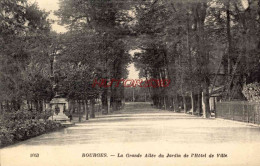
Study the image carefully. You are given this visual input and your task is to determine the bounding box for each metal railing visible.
[216,101,260,125]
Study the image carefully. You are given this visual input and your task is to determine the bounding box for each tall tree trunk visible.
[111,86,118,112]
[78,100,82,122]
[120,86,125,109]
[168,96,172,110]
[183,95,187,113]
[198,90,202,115]
[83,100,88,120]
[195,2,210,118]
[110,86,114,113]
[186,9,196,115]
[102,32,109,114]
[101,89,108,114]
[171,97,174,110]
[190,92,196,115]
[174,93,179,112]
[90,98,95,118]
[202,79,211,118]
[164,96,167,110]
[226,0,232,101]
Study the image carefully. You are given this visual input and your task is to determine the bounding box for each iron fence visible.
[216,101,260,125]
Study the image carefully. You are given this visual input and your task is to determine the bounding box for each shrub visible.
[242,82,260,102]
[0,110,64,147]
[0,127,14,145]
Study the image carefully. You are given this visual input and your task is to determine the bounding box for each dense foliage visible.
[0,0,54,111]
[55,0,133,113]
[1,0,260,136]
[0,0,65,147]
[0,110,63,147]
[242,83,260,102]
[132,0,260,117]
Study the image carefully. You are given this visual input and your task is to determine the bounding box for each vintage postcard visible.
[1,0,260,166]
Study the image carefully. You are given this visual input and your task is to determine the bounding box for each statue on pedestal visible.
[48,55,70,122]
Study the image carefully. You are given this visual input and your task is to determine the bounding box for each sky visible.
[30,0,140,79]
[129,50,141,79]
[29,0,67,33]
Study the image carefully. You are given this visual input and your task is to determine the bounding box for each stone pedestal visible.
[48,97,70,122]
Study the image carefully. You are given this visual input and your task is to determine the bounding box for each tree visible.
[56,0,132,114]
[0,0,53,111]
[132,0,260,118]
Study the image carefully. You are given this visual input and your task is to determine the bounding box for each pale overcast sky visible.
[30,0,67,33]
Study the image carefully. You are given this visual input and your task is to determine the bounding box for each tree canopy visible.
[1,0,260,118]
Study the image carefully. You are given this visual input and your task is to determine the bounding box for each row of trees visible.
[1,0,260,119]
[133,0,260,117]
[55,0,133,115]
[0,0,54,112]
[0,0,134,117]
[0,0,66,147]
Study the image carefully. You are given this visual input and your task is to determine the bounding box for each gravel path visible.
[1,102,260,166]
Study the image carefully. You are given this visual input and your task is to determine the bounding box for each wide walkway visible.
[1,102,260,166]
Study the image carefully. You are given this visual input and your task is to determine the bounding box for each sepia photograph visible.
[0,0,260,165]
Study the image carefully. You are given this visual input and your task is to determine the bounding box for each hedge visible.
[0,110,64,148]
